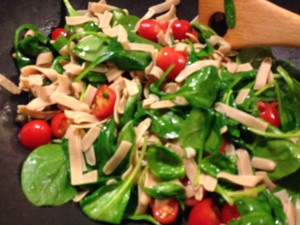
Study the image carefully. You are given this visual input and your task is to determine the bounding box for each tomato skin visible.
[19,120,52,150]
[156,46,187,80]
[91,85,116,119]
[151,198,179,224]
[171,20,192,40]
[259,107,280,128]
[188,198,221,225]
[257,101,280,128]
[138,19,163,42]
[50,112,69,139]
[51,28,67,40]
[219,137,227,153]
[221,203,240,224]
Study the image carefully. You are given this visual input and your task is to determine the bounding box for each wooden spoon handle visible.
[199,0,300,49]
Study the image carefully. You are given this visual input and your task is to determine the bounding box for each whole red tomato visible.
[156,46,187,80]
[51,28,67,40]
[138,19,163,42]
[19,120,52,150]
[91,85,116,119]
[171,20,193,40]
[151,198,179,224]
[221,202,240,224]
[188,198,221,225]
[50,112,69,139]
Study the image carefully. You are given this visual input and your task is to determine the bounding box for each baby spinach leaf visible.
[205,113,227,153]
[128,31,161,50]
[141,181,186,201]
[274,169,300,202]
[21,144,76,206]
[191,21,217,42]
[179,108,214,162]
[147,144,185,181]
[236,48,274,69]
[220,68,257,91]
[80,138,148,224]
[163,66,221,108]
[231,190,287,225]
[73,34,109,62]
[149,110,185,140]
[119,85,142,128]
[80,183,130,223]
[200,153,237,177]
[94,119,117,176]
[224,0,236,29]
[250,139,300,180]
[110,8,127,27]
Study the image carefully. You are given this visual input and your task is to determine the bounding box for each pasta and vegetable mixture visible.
[1,0,300,224]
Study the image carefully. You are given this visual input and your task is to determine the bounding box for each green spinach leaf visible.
[147,144,185,181]
[21,144,76,206]
[163,66,221,108]
[80,138,148,224]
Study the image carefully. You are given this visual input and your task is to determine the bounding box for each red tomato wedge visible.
[91,85,116,119]
[19,120,52,150]
[171,19,193,40]
[51,28,67,40]
[221,203,240,224]
[50,112,69,139]
[151,198,179,224]
[137,19,163,42]
[188,198,221,225]
[156,46,187,80]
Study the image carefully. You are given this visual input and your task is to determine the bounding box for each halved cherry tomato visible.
[221,203,240,224]
[156,46,187,80]
[19,120,52,150]
[91,85,116,119]
[51,28,67,40]
[50,112,69,139]
[259,107,280,128]
[171,20,193,41]
[257,101,280,127]
[137,19,163,42]
[257,101,278,112]
[151,198,179,224]
[188,198,221,225]
[162,22,170,33]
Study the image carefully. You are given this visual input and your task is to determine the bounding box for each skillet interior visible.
[0,1,299,225]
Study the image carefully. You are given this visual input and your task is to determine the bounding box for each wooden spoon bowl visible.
[198,0,300,49]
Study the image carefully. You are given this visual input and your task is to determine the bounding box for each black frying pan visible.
[0,1,299,225]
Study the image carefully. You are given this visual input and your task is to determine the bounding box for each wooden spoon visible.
[198,0,300,49]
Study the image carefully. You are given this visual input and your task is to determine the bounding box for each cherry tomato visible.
[171,20,193,40]
[185,197,201,207]
[259,107,280,128]
[91,85,116,119]
[50,112,69,139]
[221,203,240,224]
[162,22,170,33]
[138,19,163,42]
[51,28,67,40]
[19,120,52,150]
[257,101,278,112]
[188,198,221,225]
[151,198,179,224]
[156,46,187,80]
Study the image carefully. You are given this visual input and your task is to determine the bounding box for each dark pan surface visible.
[0,1,299,225]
